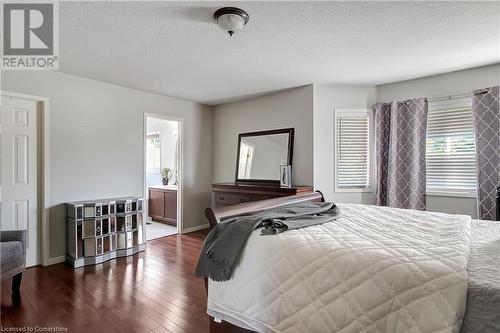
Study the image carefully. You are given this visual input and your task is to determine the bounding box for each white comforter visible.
[208,203,472,333]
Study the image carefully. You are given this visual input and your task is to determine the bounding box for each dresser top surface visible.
[212,182,313,191]
[66,197,142,206]
[148,185,178,191]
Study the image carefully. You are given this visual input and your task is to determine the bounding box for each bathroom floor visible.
[146,221,177,241]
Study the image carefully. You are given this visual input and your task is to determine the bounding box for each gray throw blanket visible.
[195,202,340,281]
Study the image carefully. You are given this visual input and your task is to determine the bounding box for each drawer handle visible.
[218,196,224,201]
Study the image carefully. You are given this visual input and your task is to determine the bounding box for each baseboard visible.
[45,255,66,266]
[182,223,210,234]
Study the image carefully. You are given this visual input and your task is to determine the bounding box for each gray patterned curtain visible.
[374,98,428,210]
[472,86,500,221]
[374,103,391,207]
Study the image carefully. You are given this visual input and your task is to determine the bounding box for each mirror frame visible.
[235,128,294,185]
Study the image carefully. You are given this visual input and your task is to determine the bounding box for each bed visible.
[202,192,500,333]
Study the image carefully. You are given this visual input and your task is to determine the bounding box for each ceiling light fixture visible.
[213,7,249,37]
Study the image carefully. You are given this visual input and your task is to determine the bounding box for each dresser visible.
[148,185,177,226]
[66,197,145,268]
[212,183,314,208]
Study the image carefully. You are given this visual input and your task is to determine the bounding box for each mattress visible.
[461,219,500,333]
[207,203,472,333]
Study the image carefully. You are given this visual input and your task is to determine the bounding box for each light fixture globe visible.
[213,7,249,36]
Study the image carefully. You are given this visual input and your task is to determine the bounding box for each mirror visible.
[235,128,294,184]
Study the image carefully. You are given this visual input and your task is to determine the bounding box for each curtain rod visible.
[474,88,490,94]
[429,92,471,102]
[429,88,492,102]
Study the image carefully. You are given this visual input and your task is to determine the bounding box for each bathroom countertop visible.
[148,185,178,191]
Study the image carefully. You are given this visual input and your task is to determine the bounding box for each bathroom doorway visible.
[143,114,182,240]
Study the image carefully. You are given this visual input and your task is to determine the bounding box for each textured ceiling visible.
[59,1,500,105]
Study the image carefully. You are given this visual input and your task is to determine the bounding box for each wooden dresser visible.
[148,186,177,226]
[212,182,314,208]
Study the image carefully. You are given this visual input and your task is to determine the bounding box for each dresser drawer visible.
[117,233,127,249]
[84,238,96,257]
[215,193,251,205]
[96,237,103,255]
[103,236,111,253]
[250,194,279,201]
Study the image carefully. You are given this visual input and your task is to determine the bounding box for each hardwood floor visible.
[1,230,210,333]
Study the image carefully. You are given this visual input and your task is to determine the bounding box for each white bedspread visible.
[208,203,472,333]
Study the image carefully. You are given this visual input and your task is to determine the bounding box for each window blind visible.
[335,111,371,190]
[426,98,476,194]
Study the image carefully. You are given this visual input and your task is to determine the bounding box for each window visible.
[146,133,161,173]
[335,109,372,192]
[426,98,476,196]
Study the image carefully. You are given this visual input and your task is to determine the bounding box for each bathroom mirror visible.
[235,128,294,184]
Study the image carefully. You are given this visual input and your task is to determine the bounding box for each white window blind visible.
[426,97,477,195]
[335,109,372,191]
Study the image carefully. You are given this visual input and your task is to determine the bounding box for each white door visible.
[0,95,39,266]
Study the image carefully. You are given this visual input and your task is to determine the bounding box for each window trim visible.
[425,96,477,197]
[426,191,476,199]
[334,108,374,193]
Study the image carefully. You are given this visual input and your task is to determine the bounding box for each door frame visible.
[143,113,183,235]
[1,90,50,266]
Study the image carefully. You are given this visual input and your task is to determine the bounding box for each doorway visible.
[143,114,182,240]
[0,93,47,267]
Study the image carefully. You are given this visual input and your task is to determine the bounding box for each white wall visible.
[1,71,212,261]
[377,64,500,102]
[212,85,314,186]
[313,84,378,203]
[377,64,500,218]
